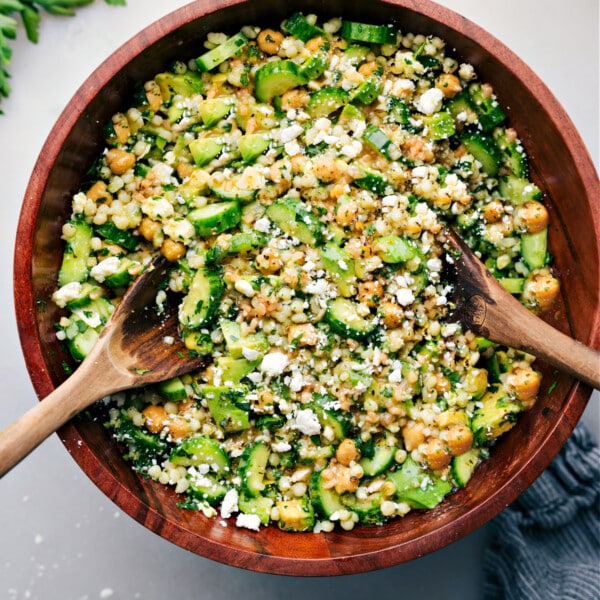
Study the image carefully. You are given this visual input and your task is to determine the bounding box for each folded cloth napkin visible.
[483,422,600,600]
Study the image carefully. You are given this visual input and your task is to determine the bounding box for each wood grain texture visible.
[12,0,600,576]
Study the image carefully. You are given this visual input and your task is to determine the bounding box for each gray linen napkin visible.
[483,422,600,599]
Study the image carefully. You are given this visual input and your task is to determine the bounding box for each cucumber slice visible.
[95,221,140,252]
[200,97,233,127]
[187,475,229,506]
[239,441,270,497]
[300,52,328,80]
[196,32,248,72]
[362,124,398,159]
[254,60,307,103]
[373,235,418,263]
[266,197,324,246]
[341,20,397,45]
[460,130,502,177]
[468,83,507,131]
[103,257,140,289]
[58,220,93,286]
[319,243,356,297]
[310,402,351,440]
[209,177,258,203]
[283,12,325,42]
[471,388,521,446]
[202,385,250,432]
[309,469,346,518]
[324,297,377,341]
[219,318,269,359]
[338,103,365,125]
[237,132,271,162]
[352,163,388,195]
[521,228,548,270]
[424,111,456,140]
[178,267,224,329]
[306,87,349,118]
[68,326,99,361]
[342,492,386,525]
[498,175,542,205]
[188,201,242,237]
[170,435,230,471]
[189,137,224,167]
[206,231,268,264]
[343,43,370,66]
[238,493,274,525]
[359,442,396,477]
[276,497,315,531]
[493,129,528,178]
[215,356,260,384]
[62,282,103,310]
[451,448,481,488]
[498,278,525,294]
[350,76,382,105]
[155,71,204,100]
[156,376,188,402]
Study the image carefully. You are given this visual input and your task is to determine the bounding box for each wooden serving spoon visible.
[443,228,600,389]
[0,257,206,477]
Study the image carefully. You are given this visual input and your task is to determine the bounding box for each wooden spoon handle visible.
[460,282,600,390]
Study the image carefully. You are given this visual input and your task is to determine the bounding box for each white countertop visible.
[1,1,597,598]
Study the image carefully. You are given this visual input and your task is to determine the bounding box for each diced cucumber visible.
[58,220,93,286]
[498,277,525,294]
[373,235,418,263]
[451,448,480,488]
[178,267,224,329]
[494,129,528,178]
[187,475,229,506]
[112,412,168,469]
[352,163,388,195]
[237,132,271,162]
[341,20,397,45]
[342,492,386,525]
[103,257,140,289]
[239,441,270,497]
[283,12,325,42]
[94,221,140,252]
[202,385,250,432]
[498,175,542,205]
[254,59,307,103]
[155,71,204,100]
[238,493,274,525]
[309,469,346,518]
[306,87,349,118]
[350,76,382,105]
[188,201,242,237]
[200,97,233,127]
[319,243,356,297]
[460,130,502,176]
[325,297,377,341]
[219,318,269,359]
[206,231,268,264]
[196,32,248,72]
[170,435,230,471]
[300,52,328,80]
[359,442,396,477]
[338,103,365,125]
[181,328,214,356]
[362,124,397,160]
[446,90,475,121]
[215,356,260,384]
[521,228,548,270]
[276,497,315,531]
[189,137,224,167]
[68,326,99,361]
[471,388,521,446]
[310,402,351,440]
[156,376,188,402]
[209,177,258,203]
[424,111,455,140]
[62,282,103,310]
[266,197,324,246]
[343,43,370,66]
[468,83,507,131]
[386,457,451,509]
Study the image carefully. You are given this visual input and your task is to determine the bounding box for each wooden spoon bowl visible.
[13,0,599,576]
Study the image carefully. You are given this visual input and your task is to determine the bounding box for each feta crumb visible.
[259,352,289,376]
[242,346,261,361]
[51,281,82,308]
[220,488,239,519]
[234,279,256,297]
[236,513,261,531]
[90,256,120,282]
[289,371,304,392]
[279,124,304,144]
[415,87,444,115]
[396,288,415,306]
[254,217,271,233]
[272,441,292,453]
[292,408,321,436]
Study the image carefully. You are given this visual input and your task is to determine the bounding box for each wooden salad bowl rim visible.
[13,0,599,575]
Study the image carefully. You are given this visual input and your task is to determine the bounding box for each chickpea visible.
[161,238,186,262]
[255,247,283,274]
[142,405,167,434]
[334,200,358,225]
[280,88,310,111]
[304,36,327,53]
[288,323,319,347]
[346,238,373,259]
[139,217,161,242]
[402,135,434,163]
[522,270,560,313]
[482,199,504,224]
[436,410,468,428]
[358,61,379,77]
[313,156,344,183]
[111,112,131,144]
[509,366,542,408]
[167,417,190,441]
[336,439,359,466]
[176,162,194,179]
[379,302,404,329]
[269,159,292,184]
[435,73,462,98]
[86,181,112,205]
[444,424,473,456]
[105,148,136,175]
[422,438,451,470]
[144,79,163,112]
[357,280,384,307]
[402,421,426,451]
[515,200,549,234]
[257,29,284,54]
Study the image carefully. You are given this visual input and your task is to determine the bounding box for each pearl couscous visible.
[52,13,559,532]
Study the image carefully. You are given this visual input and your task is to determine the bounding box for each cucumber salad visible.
[52,13,560,533]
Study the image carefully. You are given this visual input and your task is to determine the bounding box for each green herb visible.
[0,0,126,113]
[547,380,558,394]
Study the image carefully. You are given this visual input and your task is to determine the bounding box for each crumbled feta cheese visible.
[236,513,261,531]
[220,488,239,519]
[242,346,261,361]
[234,279,256,297]
[254,217,271,233]
[51,281,82,308]
[259,352,289,376]
[292,408,321,436]
[163,217,195,242]
[415,87,444,115]
[289,371,304,392]
[272,441,292,453]
[90,256,120,282]
[279,124,304,144]
[396,288,415,307]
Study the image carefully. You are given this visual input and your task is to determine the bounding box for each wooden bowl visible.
[13,0,599,575]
